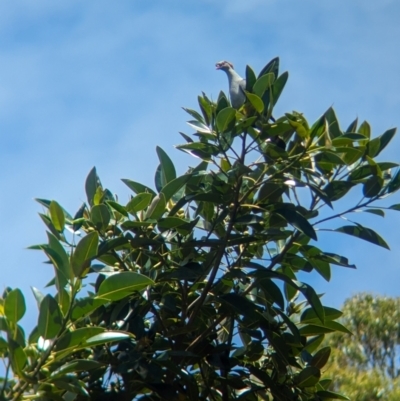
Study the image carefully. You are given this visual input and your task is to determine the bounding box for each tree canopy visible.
[0,57,399,401]
[325,293,400,400]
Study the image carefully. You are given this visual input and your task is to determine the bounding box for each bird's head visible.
[215,61,234,71]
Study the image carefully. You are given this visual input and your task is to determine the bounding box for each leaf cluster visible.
[0,58,398,401]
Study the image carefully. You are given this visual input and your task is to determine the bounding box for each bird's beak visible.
[215,64,221,70]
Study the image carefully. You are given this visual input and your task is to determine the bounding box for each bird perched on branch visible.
[215,60,246,109]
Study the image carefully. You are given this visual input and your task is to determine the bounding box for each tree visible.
[325,293,400,401]
[0,57,399,401]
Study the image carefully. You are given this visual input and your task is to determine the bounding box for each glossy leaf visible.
[71,231,99,277]
[245,65,257,91]
[244,91,264,113]
[252,73,274,98]
[91,204,111,231]
[121,179,157,197]
[216,107,236,133]
[85,332,130,346]
[275,208,317,240]
[335,225,389,250]
[145,193,166,220]
[126,192,153,213]
[156,146,176,184]
[271,71,289,106]
[51,360,103,379]
[38,294,63,339]
[294,366,321,387]
[310,346,331,369]
[363,175,383,198]
[96,272,154,302]
[85,167,99,207]
[49,201,65,232]
[4,289,26,323]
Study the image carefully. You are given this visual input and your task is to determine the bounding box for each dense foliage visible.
[0,58,399,400]
[325,293,400,401]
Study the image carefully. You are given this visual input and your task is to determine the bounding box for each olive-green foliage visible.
[0,58,399,401]
[325,294,400,401]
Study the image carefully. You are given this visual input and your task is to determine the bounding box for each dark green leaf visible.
[335,225,389,249]
[38,294,63,339]
[91,204,111,231]
[161,174,192,202]
[271,71,289,106]
[245,65,257,91]
[346,118,358,133]
[367,128,396,157]
[258,57,279,79]
[294,366,320,388]
[156,146,177,184]
[216,107,236,133]
[358,120,371,139]
[275,208,317,240]
[182,107,204,124]
[51,360,103,379]
[301,306,342,323]
[363,175,384,198]
[252,73,274,98]
[316,390,350,400]
[85,167,99,207]
[71,231,99,277]
[310,346,331,369]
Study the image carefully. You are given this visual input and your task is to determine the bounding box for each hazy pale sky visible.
[0,0,399,329]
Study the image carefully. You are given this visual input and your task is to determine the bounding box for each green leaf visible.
[335,225,389,250]
[295,281,324,322]
[275,208,317,240]
[323,181,355,201]
[358,120,371,139]
[49,201,65,232]
[252,73,274,98]
[85,167,99,207]
[258,57,279,79]
[71,231,99,277]
[244,91,264,113]
[51,360,103,379]
[325,107,342,138]
[216,107,236,133]
[38,294,63,339]
[294,366,320,388]
[54,327,105,358]
[245,65,257,91]
[106,200,129,217]
[145,193,166,220]
[363,176,383,197]
[4,289,26,323]
[389,203,400,211]
[96,272,154,302]
[388,169,400,193]
[157,217,188,230]
[46,232,73,286]
[367,127,396,157]
[161,174,192,203]
[85,332,130,346]
[8,339,27,375]
[271,71,289,106]
[156,146,177,184]
[310,346,331,369]
[121,179,156,197]
[90,204,111,231]
[316,390,350,400]
[182,107,204,124]
[126,193,153,213]
[346,118,358,133]
[301,306,342,323]
[71,297,107,321]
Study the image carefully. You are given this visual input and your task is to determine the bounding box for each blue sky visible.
[0,0,399,329]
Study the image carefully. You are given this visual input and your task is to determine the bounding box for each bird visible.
[215,61,246,109]
[216,60,285,149]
